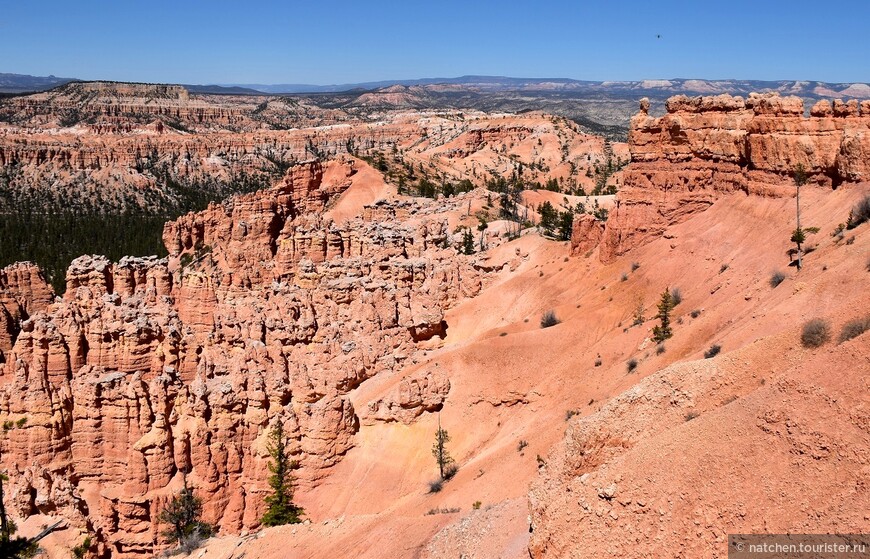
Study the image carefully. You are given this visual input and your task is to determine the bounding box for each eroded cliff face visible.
[0,262,55,362]
[0,160,484,557]
[575,93,870,260]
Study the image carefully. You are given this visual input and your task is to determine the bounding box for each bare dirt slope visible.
[186,180,869,559]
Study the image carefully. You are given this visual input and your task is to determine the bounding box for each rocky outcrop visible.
[364,370,451,424]
[0,161,484,557]
[568,214,605,257]
[0,262,54,361]
[572,93,870,260]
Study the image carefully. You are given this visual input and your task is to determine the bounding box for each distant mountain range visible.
[0,72,79,93]
[0,73,264,95]
[2,72,868,98]
[227,76,870,99]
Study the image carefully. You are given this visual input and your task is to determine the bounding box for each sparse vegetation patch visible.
[846,195,870,229]
[426,507,460,515]
[839,316,870,343]
[769,271,786,288]
[540,310,560,328]
[801,318,831,348]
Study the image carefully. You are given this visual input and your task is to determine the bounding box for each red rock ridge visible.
[573,93,870,261]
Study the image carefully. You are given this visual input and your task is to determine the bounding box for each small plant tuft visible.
[719,263,729,273]
[839,316,870,343]
[656,343,666,355]
[801,318,831,348]
[669,287,683,307]
[620,272,628,282]
[594,357,602,367]
[631,262,640,272]
[626,358,638,373]
[703,344,721,359]
[472,501,482,510]
[632,298,645,326]
[517,440,528,453]
[177,528,211,555]
[443,463,458,480]
[428,479,443,493]
[690,309,702,319]
[769,270,786,288]
[845,194,870,229]
[684,411,700,422]
[565,409,580,421]
[426,507,460,515]
[540,310,560,328]
[72,536,93,559]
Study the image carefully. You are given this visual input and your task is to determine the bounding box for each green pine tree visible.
[557,209,574,241]
[431,416,455,480]
[461,229,475,255]
[158,478,213,545]
[538,201,557,234]
[261,421,304,527]
[652,288,675,343]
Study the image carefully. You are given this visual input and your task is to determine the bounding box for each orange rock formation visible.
[0,159,487,556]
[575,93,870,261]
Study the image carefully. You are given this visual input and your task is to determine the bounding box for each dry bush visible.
[801,318,831,348]
[846,194,870,229]
[839,316,870,343]
[540,310,560,328]
[769,270,786,288]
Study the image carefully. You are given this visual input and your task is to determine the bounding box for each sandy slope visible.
[178,182,869,559]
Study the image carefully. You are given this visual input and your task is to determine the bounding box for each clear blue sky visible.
[2,0,868,85]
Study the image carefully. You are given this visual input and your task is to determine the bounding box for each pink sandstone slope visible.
[186,180,868,559]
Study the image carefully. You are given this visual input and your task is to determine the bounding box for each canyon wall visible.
[574,93,870,260]
[0,160,484,557]
[0,262,54,361]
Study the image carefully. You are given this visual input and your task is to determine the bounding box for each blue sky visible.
[2,0,868,85]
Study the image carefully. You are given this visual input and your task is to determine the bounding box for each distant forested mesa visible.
[0,211,170,294]
[0,163,282,294]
